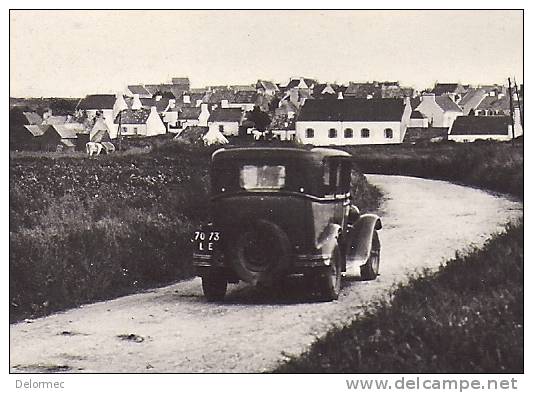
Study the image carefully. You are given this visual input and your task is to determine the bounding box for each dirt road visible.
[10,175,523,373]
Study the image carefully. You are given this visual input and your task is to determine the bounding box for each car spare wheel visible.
[228,219,291,284]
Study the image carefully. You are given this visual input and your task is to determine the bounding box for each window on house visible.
[344,128,354,138]
[328,128,337,138]
[384,128,393,139]
[122,126,127,133]
[133,127,138,135]
[361,128,370,138]
[306,128,314,138]
[219,125,224,133]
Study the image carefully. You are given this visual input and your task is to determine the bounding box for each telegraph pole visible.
[507,78,515,143]
[514,78,523,135]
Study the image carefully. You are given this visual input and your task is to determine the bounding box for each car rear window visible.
[239,165,286,190]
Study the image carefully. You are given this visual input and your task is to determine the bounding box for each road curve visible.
[10,175,523,373]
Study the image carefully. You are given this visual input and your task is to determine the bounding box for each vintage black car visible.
[193,147,382,301]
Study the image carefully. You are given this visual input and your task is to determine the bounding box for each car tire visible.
[228,219,291,284]
[201,274,227,302]
[360,231,380,280]
[315,245,342,301]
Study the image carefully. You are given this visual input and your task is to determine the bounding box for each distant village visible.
[9,76,524,152]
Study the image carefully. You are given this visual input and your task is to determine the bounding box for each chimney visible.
[290,88,299,105]
[199,103,210,126]
[132,94,142,110]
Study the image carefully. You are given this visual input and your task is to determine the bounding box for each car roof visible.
[211,147,351,163]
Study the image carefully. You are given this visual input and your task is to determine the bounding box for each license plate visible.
[193,230,221,253]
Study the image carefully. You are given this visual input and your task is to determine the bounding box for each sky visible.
[9,10,523,98]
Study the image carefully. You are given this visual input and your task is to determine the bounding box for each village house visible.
[295,98,411,146]
[226,91,258,111]
[256,80,279,96]
[39,123,85,152]
[22,111,42,125]
[431,83,468,102]
[458,88,488,115]
[77,94,119,138]
[414,93,463,128]
[9,107,45,150]
[207,107,244,137]
[344,82,381,99]
[448,115,520,142]
[173,106,204,132]
[114,106,166,137]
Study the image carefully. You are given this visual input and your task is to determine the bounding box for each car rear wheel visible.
[360,231,380,280]
[201,274,227,302]
[315,245,342,301]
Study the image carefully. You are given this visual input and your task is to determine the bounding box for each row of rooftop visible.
[10,76,524,151]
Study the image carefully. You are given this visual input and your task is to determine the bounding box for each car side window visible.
[323,159,342,195]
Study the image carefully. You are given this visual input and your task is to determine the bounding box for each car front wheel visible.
[201,274,227,302]
[360,231,380,280]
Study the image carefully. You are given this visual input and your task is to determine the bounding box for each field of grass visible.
[343,140,524,199]
[9,141,380,322]
[275,221,523,373]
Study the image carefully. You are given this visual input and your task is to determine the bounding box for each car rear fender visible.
[345,214,381,270]
[316,223,342,258]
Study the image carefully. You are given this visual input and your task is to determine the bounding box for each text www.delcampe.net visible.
[346,377,518,391]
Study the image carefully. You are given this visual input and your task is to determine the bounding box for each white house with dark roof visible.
[207,108,243,137]
[296,98,411,145]
[448,115,520,142]
[114,107,166,137]
[414,94,463,128]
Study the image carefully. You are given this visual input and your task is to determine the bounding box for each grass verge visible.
[275,221,523,373]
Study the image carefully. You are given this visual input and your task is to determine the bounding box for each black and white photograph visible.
[6,5,527,391]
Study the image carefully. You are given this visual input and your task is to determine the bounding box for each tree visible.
[247,106,271,133]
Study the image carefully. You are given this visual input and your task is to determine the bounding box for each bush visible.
[343,141,523,199]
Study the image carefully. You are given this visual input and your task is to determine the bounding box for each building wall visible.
[295,121,402,145]
[208,121,239,137]
[408,118,429,128]
[227,103,256,112]
[448,133,512,143]
[146,108,167,136]
[119,124,148,137]
[271,129,296,141]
